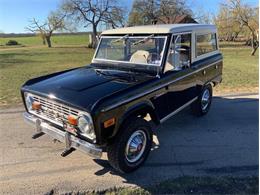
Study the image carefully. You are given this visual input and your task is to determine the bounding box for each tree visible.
[158,0,192,24]
[61,0,126,48]
[128,0,192,26]
[128,0,161,26]
[214,5,243,41]
[26,11,67,47]
[103,6,126,29]
[220,0,259,55]
[193,7,213,24]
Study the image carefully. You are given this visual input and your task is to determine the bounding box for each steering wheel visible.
[175,45,190,53]
[147,53,161,63]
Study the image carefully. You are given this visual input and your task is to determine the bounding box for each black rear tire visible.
[107,117,152,173]
[191,84,213,116]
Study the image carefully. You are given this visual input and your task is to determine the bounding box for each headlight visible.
[78,114,96,140]
[24,92,34,111]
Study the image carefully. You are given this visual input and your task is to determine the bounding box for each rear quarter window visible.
[196,33,217,57]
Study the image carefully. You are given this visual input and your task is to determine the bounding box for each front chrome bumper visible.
[23,112,102,158]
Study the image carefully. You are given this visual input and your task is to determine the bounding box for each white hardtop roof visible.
[101,24,217,35]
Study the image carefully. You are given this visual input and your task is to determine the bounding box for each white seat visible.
[130,50,150,64]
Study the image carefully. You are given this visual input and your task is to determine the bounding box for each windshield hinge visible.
[156,67,160,78]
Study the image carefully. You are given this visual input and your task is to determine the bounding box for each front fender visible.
[114,100,160,136]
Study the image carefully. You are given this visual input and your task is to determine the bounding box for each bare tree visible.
[159,0,192,24]
[193,7,213,24]
[61,0,126,48]
[104,6,126,29]
[222,0,259,55]
[128,0,192,26]
[214,5,243,41]
[26,11,67,47]
[128,0,162,26]
[37,32,46,45]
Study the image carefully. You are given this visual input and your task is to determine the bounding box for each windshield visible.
[93,35,167,66]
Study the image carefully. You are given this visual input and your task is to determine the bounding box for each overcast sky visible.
[0,0,258,33]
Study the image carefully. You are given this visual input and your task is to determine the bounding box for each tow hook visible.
[32,132,45,139]
[32,119,45,139]
[61,132,75,157]
[61,148,75,157]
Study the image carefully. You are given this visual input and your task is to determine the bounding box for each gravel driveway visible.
[0,94,258,194]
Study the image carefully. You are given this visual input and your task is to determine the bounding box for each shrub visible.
[6,40,19,46]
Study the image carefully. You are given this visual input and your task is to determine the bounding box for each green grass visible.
[0,46,94,106]
[147,176,258,194]
[65,176,258,194]
[216,47,259,94]
[219,41,248,48]
[0,34,258,106]
[0,34,90,46]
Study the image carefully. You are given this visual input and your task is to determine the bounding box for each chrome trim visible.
[194,32,220,62]
[92,35,168,67]
[102,59,222,112]
[201,89,210,111]
[29,94,78,127]
[125,130,147,163]
[23,112,102,158]
[164,32,192,73]
[163,33,174,73]
[92,34,102,63]
[25,93,93,129]
[193,50,220,63]
[160,97,198,123]
[153,92,167,99]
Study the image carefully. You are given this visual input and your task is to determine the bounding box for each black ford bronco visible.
[22,24,223,173]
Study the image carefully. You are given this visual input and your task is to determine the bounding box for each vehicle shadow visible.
[92,96,259,188]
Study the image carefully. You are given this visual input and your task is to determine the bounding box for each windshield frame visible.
[92,35,168,67]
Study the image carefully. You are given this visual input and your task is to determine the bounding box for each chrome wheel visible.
[201,89,210,111]
[125,130,147,163]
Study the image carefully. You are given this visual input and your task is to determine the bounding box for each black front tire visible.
[191,84,213,116]
[107,117,152,173]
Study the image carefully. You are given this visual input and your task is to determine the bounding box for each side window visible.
[196,33,217,57]
[165,34,191,72]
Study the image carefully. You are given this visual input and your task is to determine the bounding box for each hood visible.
[22,66,152,112]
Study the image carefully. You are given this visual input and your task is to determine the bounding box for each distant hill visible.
[0,32,93,38]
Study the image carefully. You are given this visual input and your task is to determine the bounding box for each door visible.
[193,32,222,86]
[164,33,198,113]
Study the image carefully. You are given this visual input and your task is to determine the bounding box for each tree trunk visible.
[46,36,52,48]
[251,46,258,56]
[245,39,251,46]
[91,25,98,49]
[250,32,258,56]
[251,40,259,56]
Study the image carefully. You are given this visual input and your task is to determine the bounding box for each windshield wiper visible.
[95,69,111,77]
[132,34,154,45]
[95,69,137,81]
[111,35,129,43]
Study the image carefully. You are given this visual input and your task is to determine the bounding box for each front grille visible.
[32,95,79,126]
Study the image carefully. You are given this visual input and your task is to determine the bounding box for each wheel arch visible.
[120,100,160,125]
[111,100,160,140]
[196,81,214,94]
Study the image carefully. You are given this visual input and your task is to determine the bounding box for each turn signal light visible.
[32,102,41,110]
[104,118,115,128]
[68,115,78,126]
